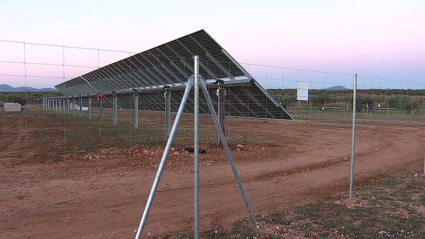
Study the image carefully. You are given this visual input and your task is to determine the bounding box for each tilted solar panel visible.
[54,30,293,120]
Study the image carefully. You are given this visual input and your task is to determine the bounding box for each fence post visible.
[349,74,357,200]
[194,55,200,239]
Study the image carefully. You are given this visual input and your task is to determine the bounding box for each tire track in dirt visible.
[1,110,425,238]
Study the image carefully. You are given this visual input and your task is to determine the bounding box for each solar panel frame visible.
[54,30,293,120]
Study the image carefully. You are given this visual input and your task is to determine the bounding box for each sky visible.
[0,0,424,89]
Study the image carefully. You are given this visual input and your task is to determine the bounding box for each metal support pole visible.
[99,97,102,122]
[67,98,70,114]
[113,93,117,125]
[135,77,194,239]
[88,95,92,119]
[217,80,225,146]
[79,96,83,117]
[194,56,200,239]
[134,91,139,129]
[349,74,357,200]
[164,87,171,136]
[200,78,258,229]
[72,98,75,116]
[62,99,66,113]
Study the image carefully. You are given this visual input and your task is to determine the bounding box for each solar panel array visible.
[54,30,293,120]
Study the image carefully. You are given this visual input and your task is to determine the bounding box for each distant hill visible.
[325,86,348,90]
[0,84,56,92]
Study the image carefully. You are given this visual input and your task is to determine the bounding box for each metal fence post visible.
[194,56,200,239]
[349,74,357,200]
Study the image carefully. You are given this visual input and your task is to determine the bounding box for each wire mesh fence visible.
[241,63,425,124]
[1,39,424,238]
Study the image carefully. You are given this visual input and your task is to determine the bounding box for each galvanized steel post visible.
[164,87,171,136]
[99,97,102,122]
[194,55,200,239]
[113,92,117,125]
[133,90,139,129]
[79,95,83,117]
[88,95,92,119]
[217,80,225,146]
[67,98,70,114]
[72,97,75,116]
[349,74,357,200]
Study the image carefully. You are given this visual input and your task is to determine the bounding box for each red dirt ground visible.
[1,108,424,238]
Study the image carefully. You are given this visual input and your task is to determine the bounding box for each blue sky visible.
[0,0,424,89]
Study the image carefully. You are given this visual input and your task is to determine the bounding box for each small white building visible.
[4,103,21,112]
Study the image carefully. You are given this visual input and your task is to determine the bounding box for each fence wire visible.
[1,39,424,238]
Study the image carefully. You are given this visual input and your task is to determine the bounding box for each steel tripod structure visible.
[134,56,257,239]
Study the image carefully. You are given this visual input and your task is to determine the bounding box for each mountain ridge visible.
[0,84,56,92]
[325,86,348,90]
